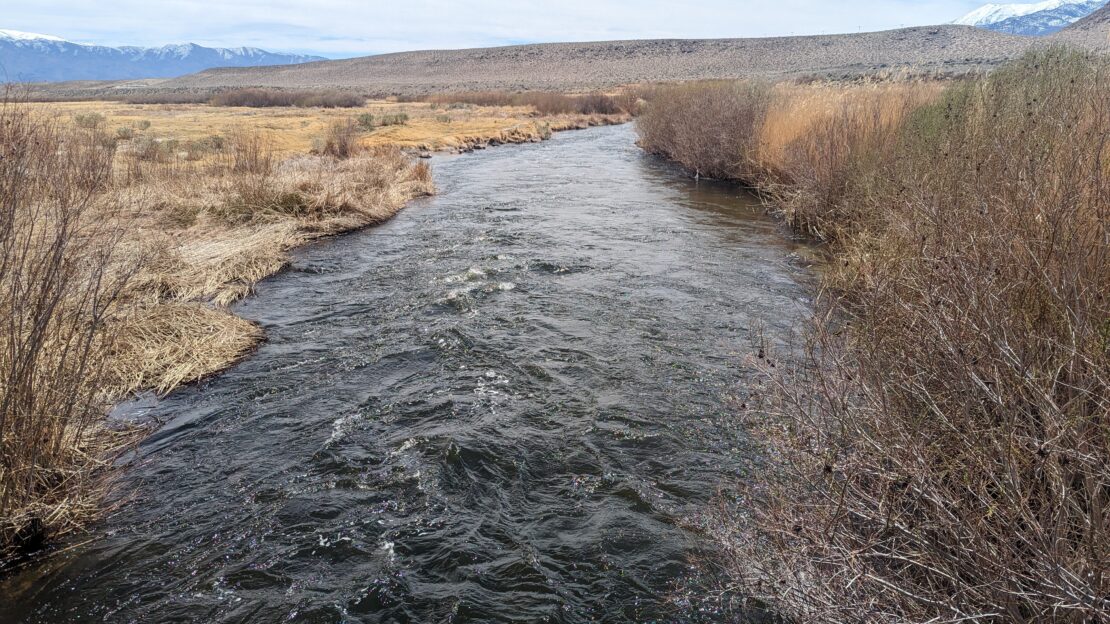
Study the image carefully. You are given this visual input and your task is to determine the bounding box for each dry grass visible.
[641,50,1110,622]
[109,138,436,388]
[39,99,628,156]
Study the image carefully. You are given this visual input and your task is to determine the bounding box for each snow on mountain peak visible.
[955,1,1092,26]
[0,29,67,42]
[1,29,327,82]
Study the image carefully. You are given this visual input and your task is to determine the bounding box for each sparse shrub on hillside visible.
[640,50,1110,623]
[356,113,375,131]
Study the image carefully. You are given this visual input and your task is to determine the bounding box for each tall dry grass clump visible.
[0,98,137,563]
[641,50,1110,622]
[758,83,942,239]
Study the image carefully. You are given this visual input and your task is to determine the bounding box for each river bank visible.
[0,98,627,569]
[636,50,1110,622]
[1,124,814,622]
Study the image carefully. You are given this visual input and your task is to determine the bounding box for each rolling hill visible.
[20,12,1110,98]
[153,26,1030,95]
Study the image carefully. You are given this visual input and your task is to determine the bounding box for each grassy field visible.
[43,99,626,154]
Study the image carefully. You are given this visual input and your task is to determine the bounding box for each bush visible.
[315,119,364,159]
[73,112,105,129]
[0,99,136,560]
[123,92,210,105]
[226,131,273,175]
[378,113,409,127]
[209,89,365,108]
[636,81,773,180]
[356,113,375,131]
[129,136,178,163]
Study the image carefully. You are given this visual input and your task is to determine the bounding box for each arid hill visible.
[1053,4,1110,47]
[155,26,1031,94]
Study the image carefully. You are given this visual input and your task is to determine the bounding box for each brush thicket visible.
[640,49,1110,622]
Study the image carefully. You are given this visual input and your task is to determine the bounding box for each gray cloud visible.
[7,0,989,57]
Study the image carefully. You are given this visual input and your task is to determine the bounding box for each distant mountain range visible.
[955,1,1109,35]
[0,29,325,82]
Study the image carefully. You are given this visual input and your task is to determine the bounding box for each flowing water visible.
[1,125,813,623]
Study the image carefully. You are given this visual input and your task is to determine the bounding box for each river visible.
[0,124,813,623]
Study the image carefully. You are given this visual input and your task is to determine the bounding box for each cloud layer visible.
[8,0,989,57]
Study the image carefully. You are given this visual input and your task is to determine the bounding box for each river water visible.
[1,125,812,623]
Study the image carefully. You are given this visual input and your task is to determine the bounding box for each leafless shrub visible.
[224,131,274,175]
[123,92,211,105]
[0,97,137,562]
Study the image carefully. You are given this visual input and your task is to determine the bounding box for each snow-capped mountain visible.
[0,29,326,82]
[955,1,1108,35]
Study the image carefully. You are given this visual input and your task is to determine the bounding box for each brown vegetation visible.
[208,88,365,108]
[426,91,627,115]
[640,49,1110,622]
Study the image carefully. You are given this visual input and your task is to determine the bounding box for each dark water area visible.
[1,124,813,623]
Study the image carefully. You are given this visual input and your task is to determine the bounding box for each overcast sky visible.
[8,1,992,57]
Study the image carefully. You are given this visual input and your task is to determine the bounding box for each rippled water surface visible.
[1,125,812,623]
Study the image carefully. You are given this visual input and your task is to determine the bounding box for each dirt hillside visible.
[1053,5,1110,48]
[155,26,1032,94]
